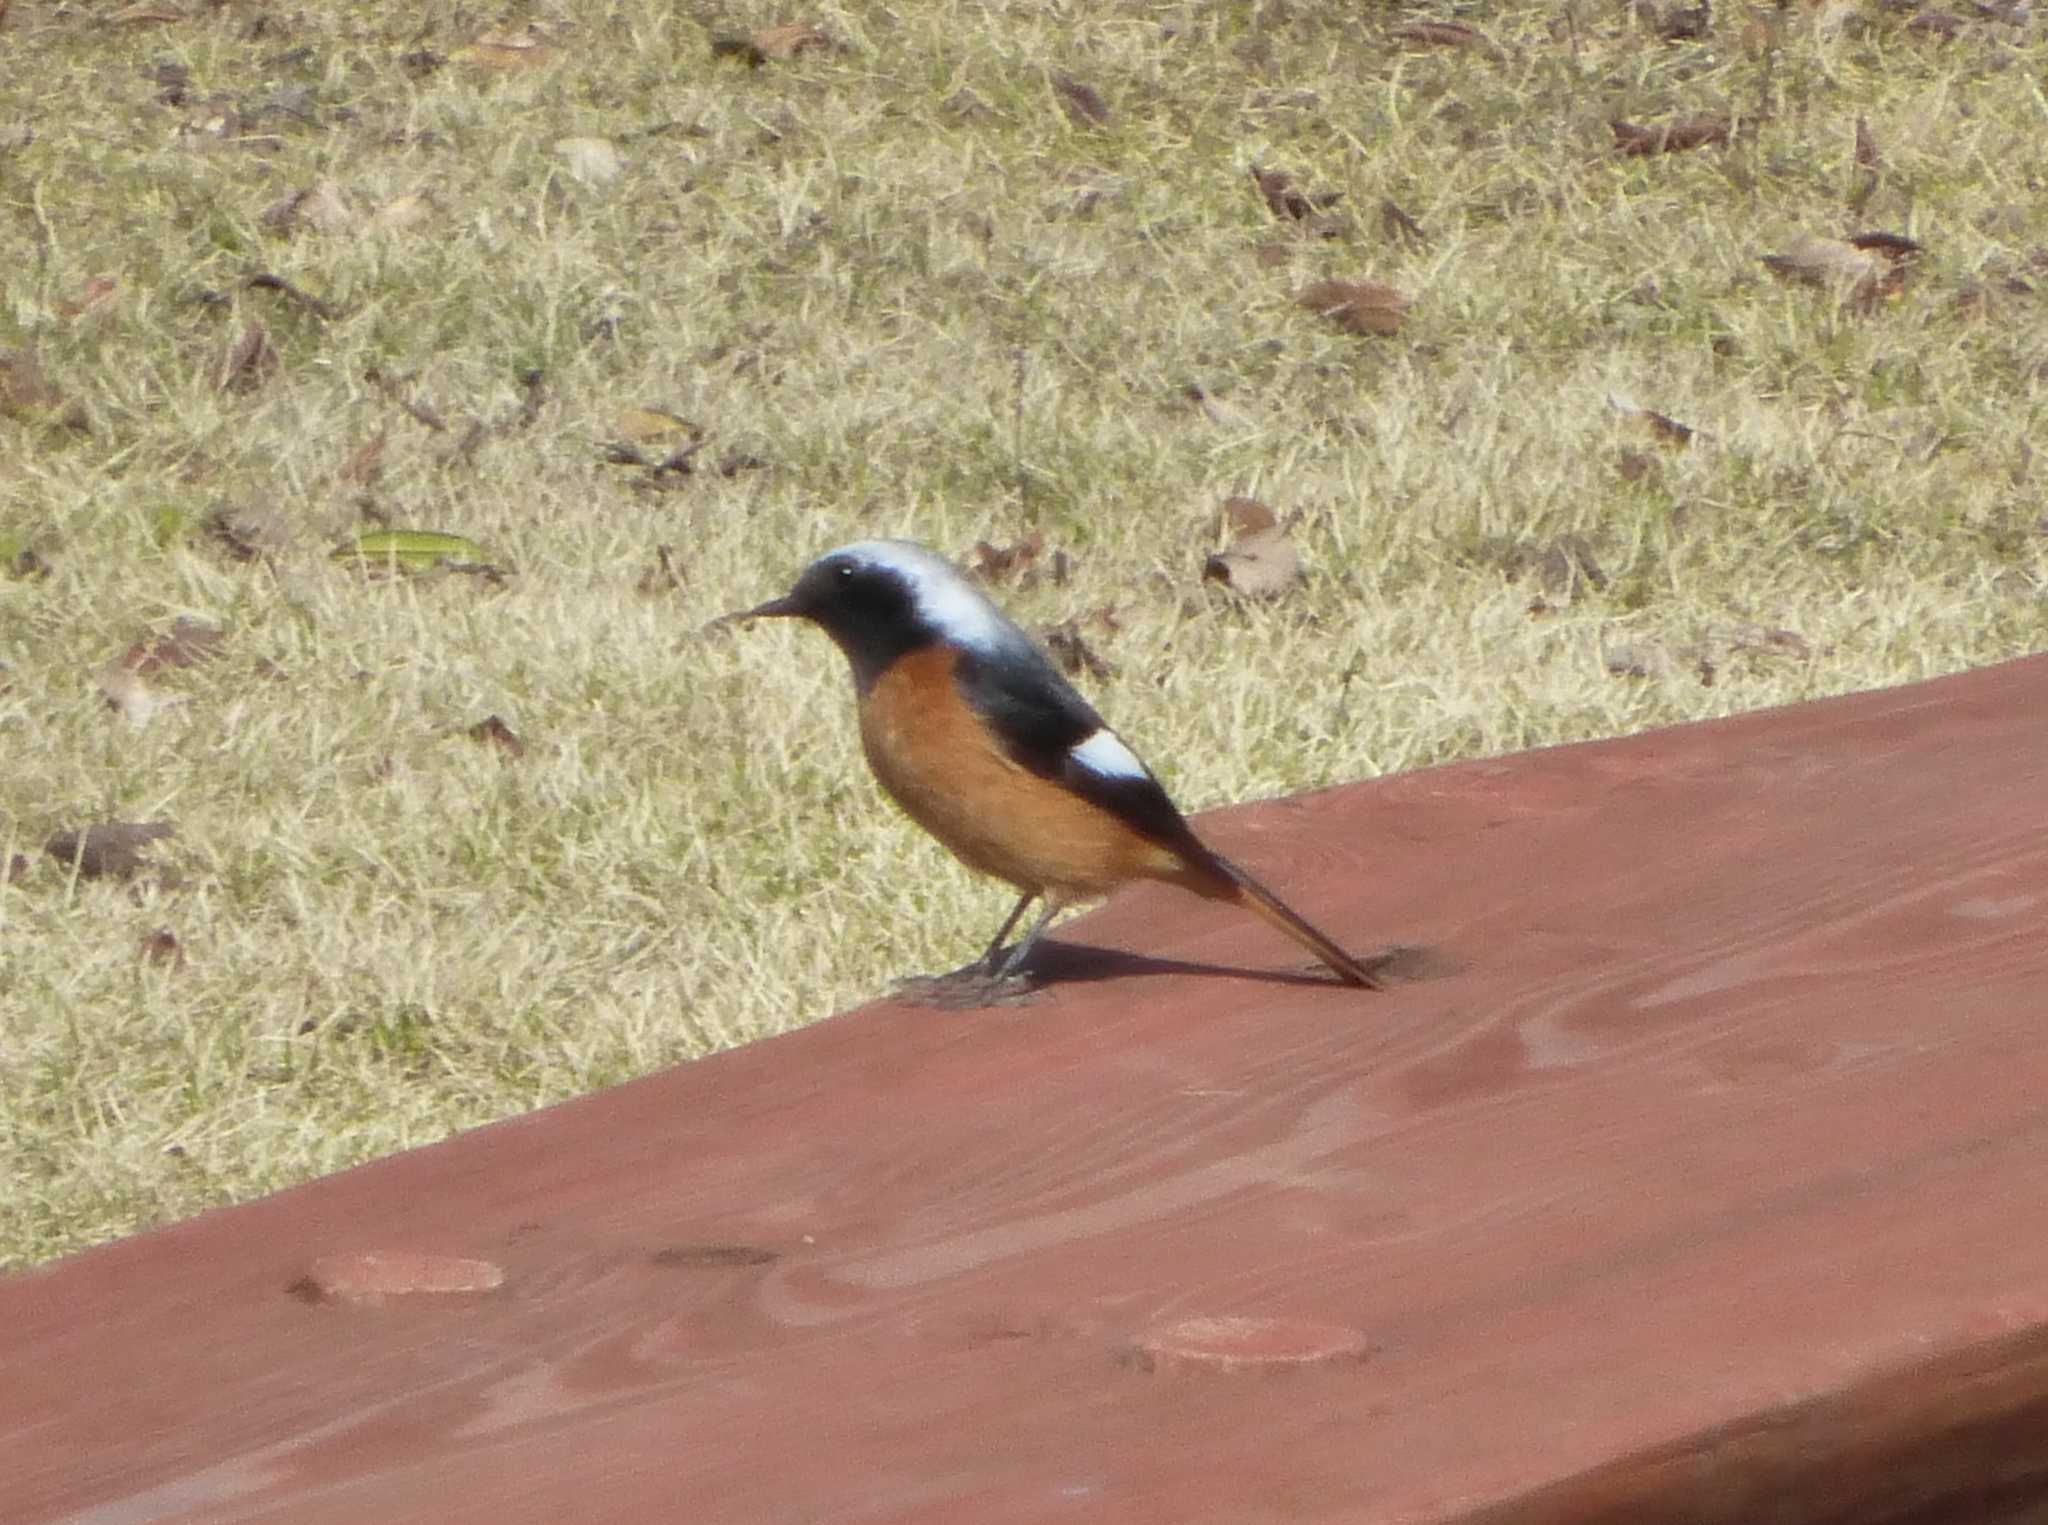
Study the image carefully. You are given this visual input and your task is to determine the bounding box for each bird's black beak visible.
[723,592,805,623]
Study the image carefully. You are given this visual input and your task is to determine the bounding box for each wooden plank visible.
[6,657,2048,1524]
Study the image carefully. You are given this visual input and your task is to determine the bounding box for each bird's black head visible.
[732,540,1017,691]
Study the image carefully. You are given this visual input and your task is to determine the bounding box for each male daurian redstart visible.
[732,540,1378,992]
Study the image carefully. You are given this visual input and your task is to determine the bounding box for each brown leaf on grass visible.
[1250,165,1342,227]
[1855,115,1880,172]
[1041,618,1116,681]
[1252,241,1295,269]
[467,714,526,758]
[753,21,833,59]
[1846,230,1922,262]
[712,22,832,65]
[970,534,1072,589]
[260,179,354,237]
[1297,278,1410,337]
[1637,0,1713,41]
[100,661,174,727]
[140,928,186,968]
[45,821,176,881]
[969,533,1044,583]
[614,406,699,444]
[1762,232,1917,312]
[1609,114,1730,155]
[4,853,28,886]
[219,322,279,393]
[1608,396,1696,447]
[1218,496,1278,538]
[1052,74,1112,128]
[247,272,341,321]
[123,616,225,675]
[365,366,448,432]
[207,502,292,561]
[1204,507,1304,600]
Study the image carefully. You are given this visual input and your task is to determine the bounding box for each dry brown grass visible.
[2,0,2043,1268]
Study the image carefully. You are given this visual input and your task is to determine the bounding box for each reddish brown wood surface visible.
[7,658,2048,1524]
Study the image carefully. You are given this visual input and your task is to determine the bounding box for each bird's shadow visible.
[892,940,1450,1009]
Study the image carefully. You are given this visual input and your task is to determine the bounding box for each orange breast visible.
[858,646,1195,902]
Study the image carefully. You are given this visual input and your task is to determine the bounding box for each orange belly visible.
[858,646,1193,901]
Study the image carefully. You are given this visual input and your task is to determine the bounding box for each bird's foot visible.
[891,964,1040,1009]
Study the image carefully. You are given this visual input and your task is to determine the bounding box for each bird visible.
[729,540,1380,996]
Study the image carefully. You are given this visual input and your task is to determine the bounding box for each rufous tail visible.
[1195,851,1379,989]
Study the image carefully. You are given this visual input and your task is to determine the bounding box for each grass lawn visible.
[1,0,2043,1269]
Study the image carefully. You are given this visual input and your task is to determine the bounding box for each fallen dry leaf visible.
[139,928,186,968]
[970,533,1044,583]
[1762,232,1918,312]
[123,616,225,675]
[1855,115,1880,173]
[1609,114,1730,156]
[1219,496,1278,538]
[1041,618,1115,681]
[1249,165,1342,233]
[712,22,833,65]
[1297,278,1410,337]
[1052,74,1112,128]
[260,179,354,236]
[45,821,176,881]
[247,272,341,322]
[1607,395,1697,447]
[466,714,526,758]
[4,853,28,885]
[207,502,292,561]
[1204,520,1303,600]
[753,21,833,59]
[614,406,699,444]
[219,322,279,393]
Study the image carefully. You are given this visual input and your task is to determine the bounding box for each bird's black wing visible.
[953,645,1198,850]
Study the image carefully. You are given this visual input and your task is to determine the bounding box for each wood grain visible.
[6,657,2048,1524]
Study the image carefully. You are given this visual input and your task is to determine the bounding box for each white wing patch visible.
[1070,728,1149,781]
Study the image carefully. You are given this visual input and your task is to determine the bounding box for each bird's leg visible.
[988,898,1063,982]
[895,892,1055,1009]
[975,891,1039,974]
